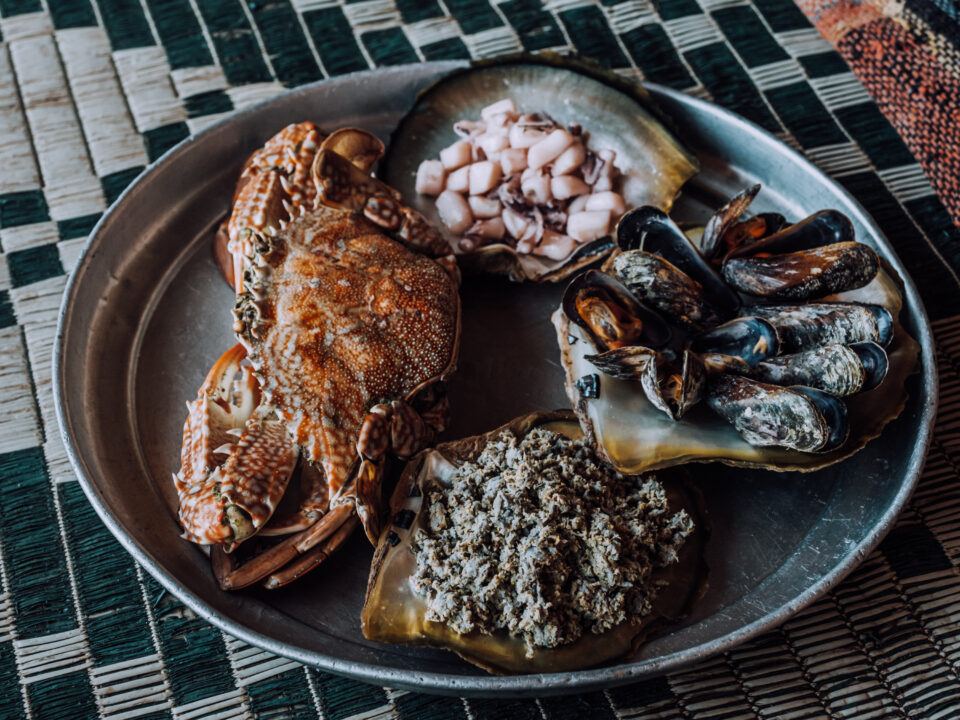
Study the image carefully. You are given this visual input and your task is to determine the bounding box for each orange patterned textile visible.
[794,0,960,226]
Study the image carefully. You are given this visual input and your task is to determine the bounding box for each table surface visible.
[1,0,959,717]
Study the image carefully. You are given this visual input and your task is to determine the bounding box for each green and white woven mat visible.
[1,0,960,716]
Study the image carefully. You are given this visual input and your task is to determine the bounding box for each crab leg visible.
[215,503,354,590]
[264,515,360,589]
[175,343,299,552]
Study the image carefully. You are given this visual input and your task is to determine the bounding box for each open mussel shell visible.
[380,55,699,282]
[699,184,760,261]
[562,270,671,351]
[751,342,888,397]
[360,411,707,674]
[553,262,918,472]
[690,317,779,368]
[615,207,740,322]
[641,351,706,421]
[726,209,854,260]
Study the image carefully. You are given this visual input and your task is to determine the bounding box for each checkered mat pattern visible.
[1,0,959,717]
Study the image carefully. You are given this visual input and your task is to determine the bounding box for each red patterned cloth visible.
[795,0,960,226]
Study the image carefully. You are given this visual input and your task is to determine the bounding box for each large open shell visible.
[380,55,699,282]
[360,411,707,674]
[554,266,919,473]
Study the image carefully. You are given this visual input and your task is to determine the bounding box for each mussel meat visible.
[562,270,671,351]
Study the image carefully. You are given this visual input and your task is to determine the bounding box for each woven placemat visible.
[1,0,959,717]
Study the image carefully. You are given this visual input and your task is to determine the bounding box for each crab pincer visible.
[174,343,299,551]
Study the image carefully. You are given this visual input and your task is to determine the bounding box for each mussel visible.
[381,56,699,282]
[746,303,893,353]
[721,210,879,301]
[614,207,740,329]
[562,270,671,351]
[553,188,919,473]
[690,317,780,368]
[705,375,849,453]
[750,342,889,396]
[360,411,707,674]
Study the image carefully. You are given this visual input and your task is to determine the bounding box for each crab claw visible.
[174,344,299,552]
[313,149,452,258]
[352,399,436,544]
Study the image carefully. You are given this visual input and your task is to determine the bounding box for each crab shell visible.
[233,204,461,505]
[360,410,707,674]
[555,259,920,474]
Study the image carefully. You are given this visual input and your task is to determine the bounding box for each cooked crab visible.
[174,124,461,590]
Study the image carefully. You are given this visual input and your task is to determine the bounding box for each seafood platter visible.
[55,58,936,695]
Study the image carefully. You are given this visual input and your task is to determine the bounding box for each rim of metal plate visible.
[54,61,938,695]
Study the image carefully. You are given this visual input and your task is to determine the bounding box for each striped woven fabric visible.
[1,0,959,717]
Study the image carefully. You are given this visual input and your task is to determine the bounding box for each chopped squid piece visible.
[568,194,590,214]
[471,217,506,240]
[500,147,528,175]
[567,211,612,243]
[469,161,502,195]
[534,230,577,260]
[436,190,473,234]
[418,99,623,265]
[551,175,590,201]
[446,165,470,193]
[551,143,586,176]
[440,140,472,170]
[586,191,625,215]
[477,132,510,157]
[509,124,548,149]
[521,172,552,205]
[527,129,575,171]
[503,207,531,240]
[415,160,445,196]
[468,196,501,218]
[481,98,516,120]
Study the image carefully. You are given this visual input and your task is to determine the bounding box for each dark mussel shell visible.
[641,350,706,421]
[751,343,888,397]
[562,270,672,351]
[792,387,850,451]
[612,251,725,333]
[584,345,657,382]
[616,207,740,319]
[700,184,760,261]
[723,241,880,301]
[726,209,854,259]
[718,213,788,262]
[689,316,780,368]
[746,303,893,353]
[849,341,890,391]
[706,375,844,453]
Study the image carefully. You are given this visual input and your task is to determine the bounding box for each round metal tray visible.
[54,62,937,696]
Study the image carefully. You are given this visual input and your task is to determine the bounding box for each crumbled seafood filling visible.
[410,428,693,656]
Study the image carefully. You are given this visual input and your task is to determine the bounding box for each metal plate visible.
[55,62,937,696]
